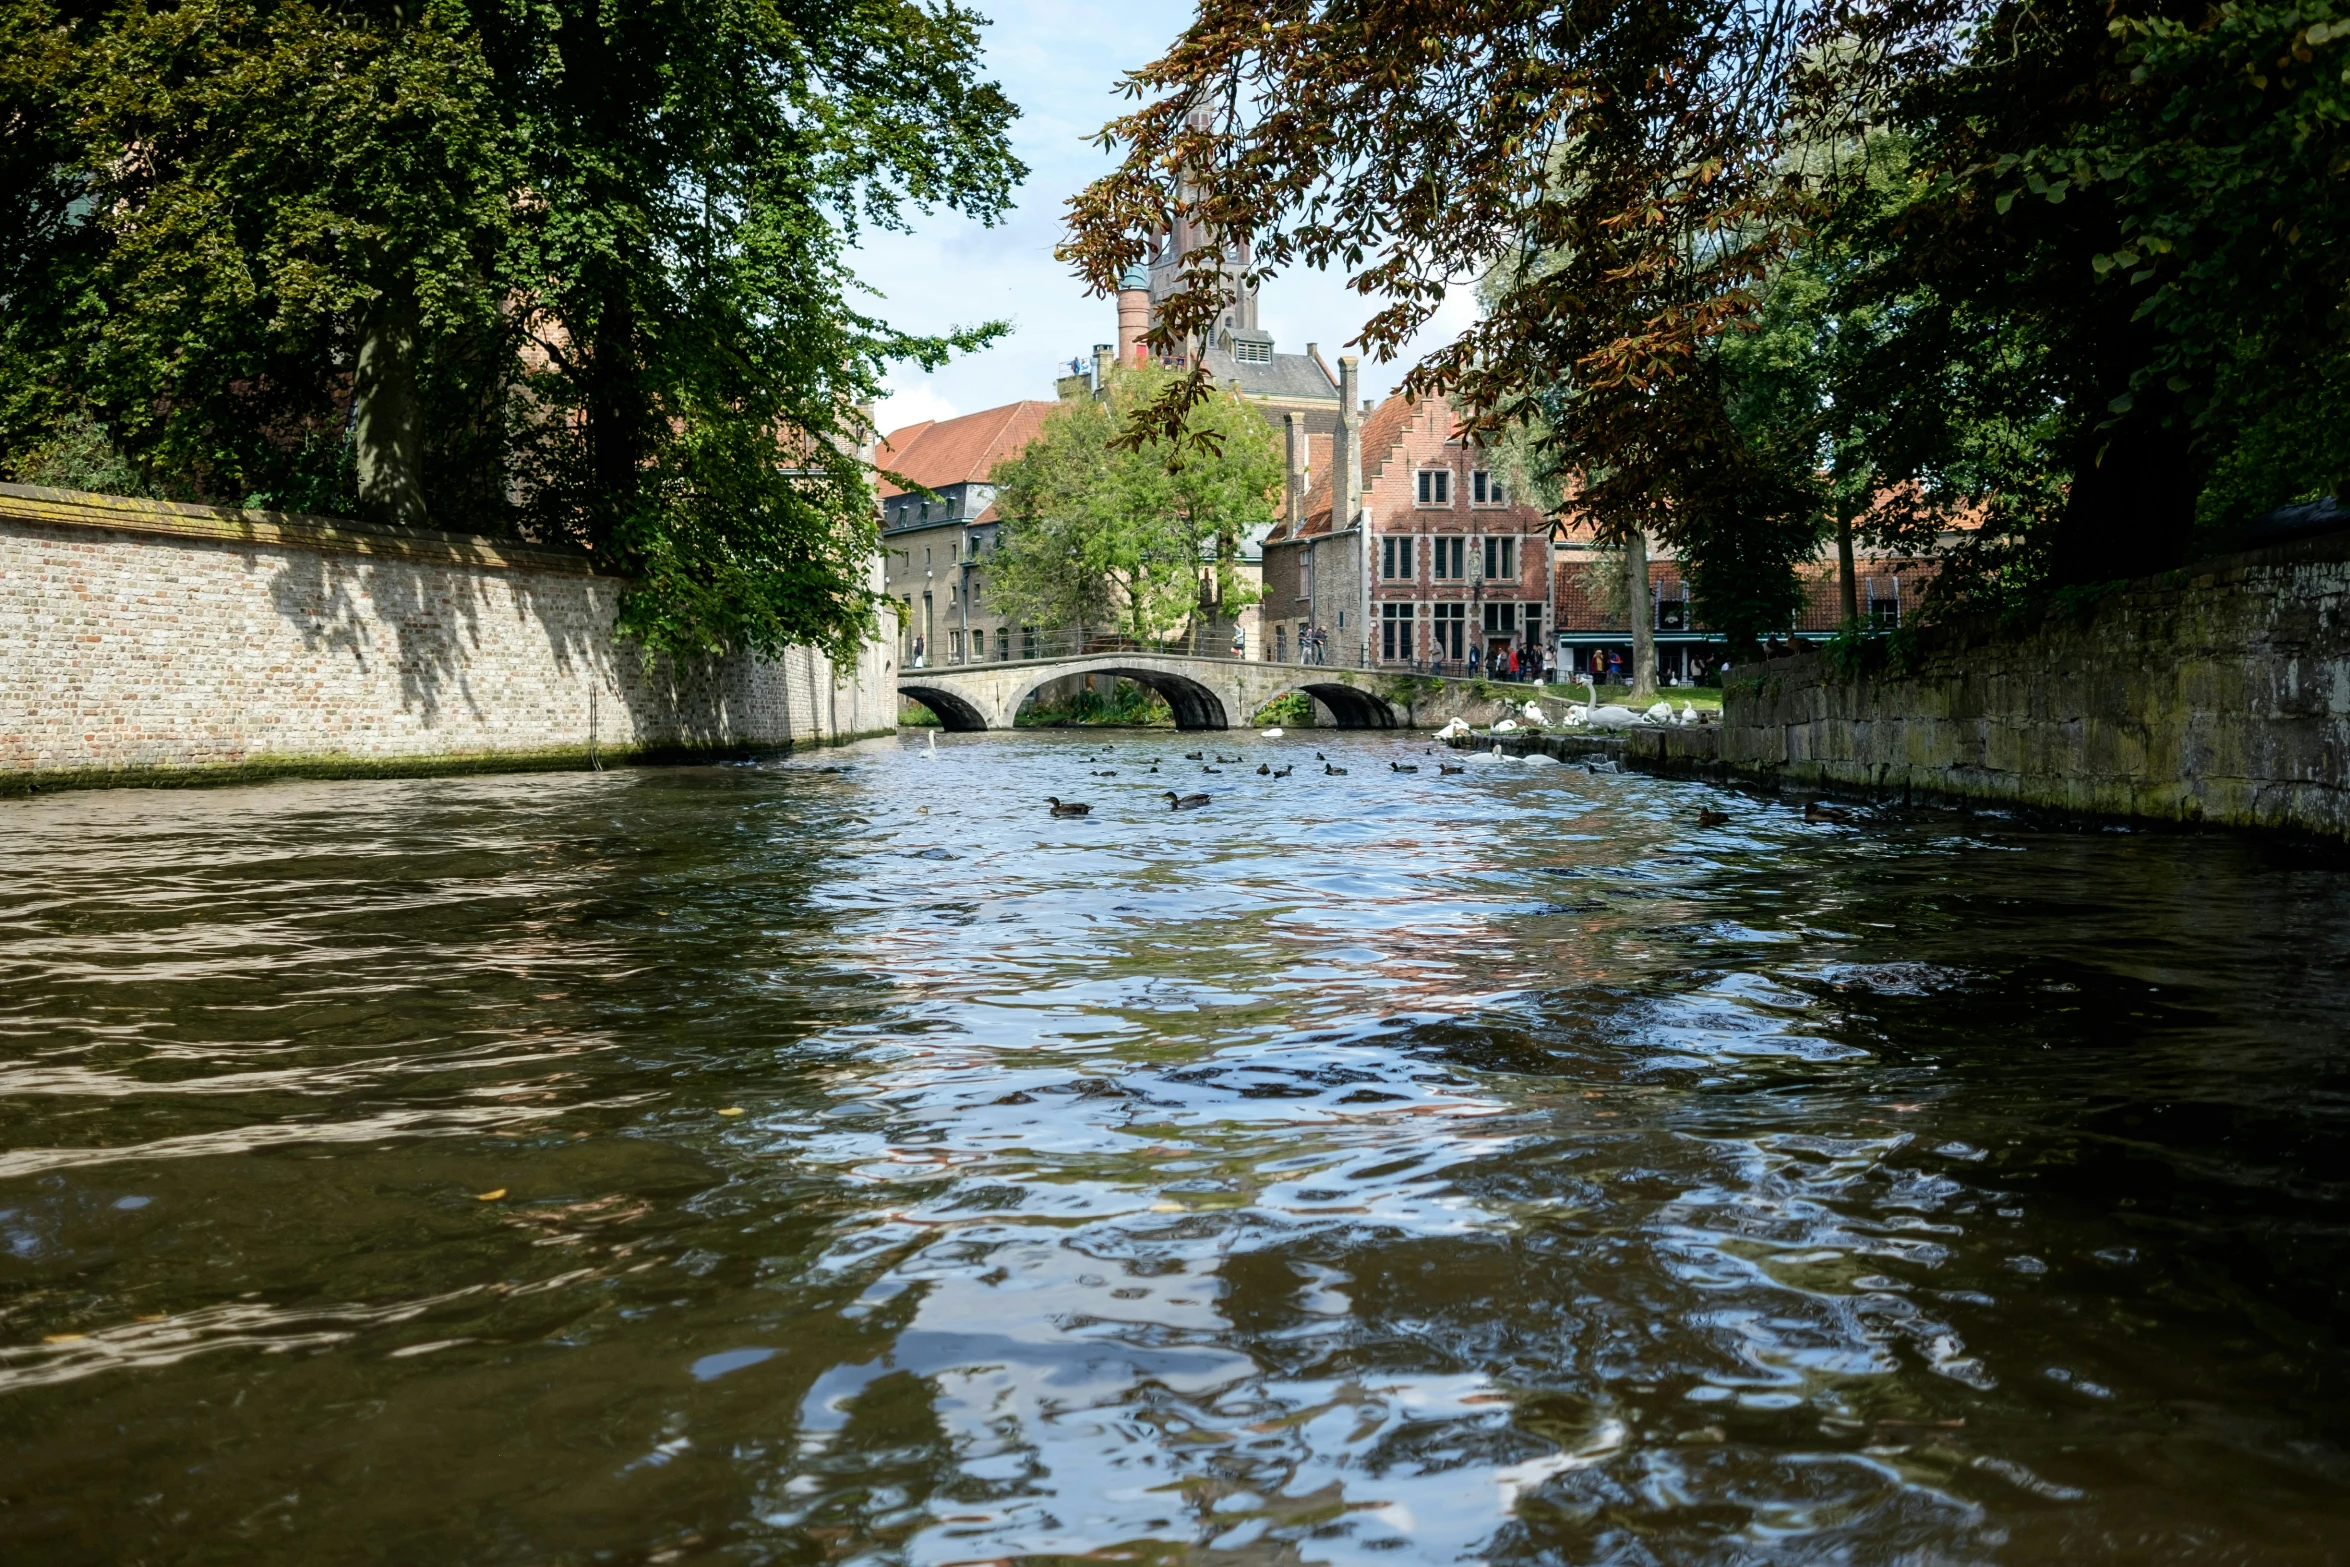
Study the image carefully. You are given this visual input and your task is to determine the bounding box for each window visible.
[1868,576,1901,628]
[1472,470,1508,506]
[995,627,1011,661]
[1380,602,1415,660]
[1432,602,1467,660]
[1482,536,1516,581]
[1275,625,1288,662]
[919,501,931,523]
[1430,536,1465,580]
[949,629,965,662]
[1656,581,1687,630]
[1482,602,1517,634]
[1522,603,1543,645]
[1415,468,1452,506]
[1233,338,1272,364]
[1301,550,1314,602]
[1021,624,1038,660]
[1381,535,1415,579]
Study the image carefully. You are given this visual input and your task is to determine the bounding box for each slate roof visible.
[1199,345,1342,405]
[876,401,1056,499]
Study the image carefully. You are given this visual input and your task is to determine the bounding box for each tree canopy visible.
[0,0,1024,663]
[1062,0,2350,627]
[986,366,1280,645]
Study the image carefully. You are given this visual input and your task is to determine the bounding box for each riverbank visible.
[1451,528,2350,839]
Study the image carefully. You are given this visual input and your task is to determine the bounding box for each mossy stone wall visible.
[1719,534,2350,836]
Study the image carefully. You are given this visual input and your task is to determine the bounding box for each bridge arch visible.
[1007,663,1231,731]
[897,683,991,732]
[1268,679,1400,729]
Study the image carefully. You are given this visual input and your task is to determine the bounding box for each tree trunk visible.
[1837,508,1859,629]
[1626,527,1656,700]
[353,283,425,529]
[582,284,645,549]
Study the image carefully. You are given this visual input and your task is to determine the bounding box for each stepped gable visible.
[1265,393,1435,541]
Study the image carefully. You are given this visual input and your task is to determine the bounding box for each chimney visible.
[1284,412,1307,532]
[1117,265,1151,363]
[1337,357,1363,529]
[1338,356,1368,667]
[1092,343,1115,399]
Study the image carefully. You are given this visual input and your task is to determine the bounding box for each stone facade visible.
[1718,532,2350,837]
[1,484,896,791]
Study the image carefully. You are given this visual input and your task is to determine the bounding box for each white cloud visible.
[874,378,961,439]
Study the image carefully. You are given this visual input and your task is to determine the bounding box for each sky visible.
[854,0,1479,438]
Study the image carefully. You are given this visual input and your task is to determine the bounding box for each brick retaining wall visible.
[0,484,896,791]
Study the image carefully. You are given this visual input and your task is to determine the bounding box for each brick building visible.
[1550,517,1949,686]
[1262,384,1554,672]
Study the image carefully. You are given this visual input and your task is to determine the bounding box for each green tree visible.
[1812,0,2350,592]
[1064,0,2350,625]
[0,0,1024,664]
[987,364,1279,645]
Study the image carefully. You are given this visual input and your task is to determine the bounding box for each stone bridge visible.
[898,653,1519,732]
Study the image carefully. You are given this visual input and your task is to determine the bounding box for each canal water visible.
[2,731,2346,1564]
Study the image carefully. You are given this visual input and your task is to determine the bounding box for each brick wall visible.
[1,485,896,789]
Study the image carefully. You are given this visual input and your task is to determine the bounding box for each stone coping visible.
[0,482,601,576]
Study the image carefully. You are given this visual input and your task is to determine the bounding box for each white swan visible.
[1259,726,1285,738]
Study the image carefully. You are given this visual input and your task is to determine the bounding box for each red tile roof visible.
[876,401,1057,497]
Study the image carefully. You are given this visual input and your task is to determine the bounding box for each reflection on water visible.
[3,731,2348,1564]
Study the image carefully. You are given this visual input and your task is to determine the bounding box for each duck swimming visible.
[1697,807,1730,828]
[1324,763,1348,776]
[1439,763,1465,775]
[1045,797,1092,817]
[1163,791,1210,810]
[1272,765,1293,778]
[1390,761,1418,773]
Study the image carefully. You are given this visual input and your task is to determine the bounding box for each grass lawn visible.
[1534,683,1724,711]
